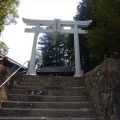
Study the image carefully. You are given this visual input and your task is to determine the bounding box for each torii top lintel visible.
[23,18,92,76]
[22,18,92,28]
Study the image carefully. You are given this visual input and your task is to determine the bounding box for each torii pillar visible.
[27,24,40,75]
[23,18,92,77]
[74,24,81,77]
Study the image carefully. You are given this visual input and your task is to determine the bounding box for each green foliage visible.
[74,0,91,20]
[0,41,9,55]
[0,0,19,32]
[38,33,72,67]
[0,0,19,55]
[87,0,120,63]
[74,0,120,72]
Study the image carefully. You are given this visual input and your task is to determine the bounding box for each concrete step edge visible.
[0,117,98,120]
[8,94,87,97]
[2,101,90,104]
[11,87,86,91]
[1,108,94,111]
[14,86,85,89]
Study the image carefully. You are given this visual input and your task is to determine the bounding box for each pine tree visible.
[37,33,71,67]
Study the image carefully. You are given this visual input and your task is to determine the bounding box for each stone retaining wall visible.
[82,58,120,120]
[0,65,12,106]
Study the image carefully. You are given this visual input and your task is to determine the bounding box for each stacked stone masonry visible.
[82,58,120,120]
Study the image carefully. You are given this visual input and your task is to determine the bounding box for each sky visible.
[1,0,81,65]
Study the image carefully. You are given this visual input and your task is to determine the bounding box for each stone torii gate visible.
[23,18,92,77]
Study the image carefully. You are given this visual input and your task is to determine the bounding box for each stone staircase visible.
[0,75,98,120]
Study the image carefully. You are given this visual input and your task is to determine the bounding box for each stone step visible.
[0,75,98,120]
[14,86,85,91]
[10,89,87,96]
[2,101,92,109]
[0,116,98,120]
[21,76,83,82]
[8,94,88,102]
[17,81,84,87]
[0,108,96,117]
[20,79,84,84]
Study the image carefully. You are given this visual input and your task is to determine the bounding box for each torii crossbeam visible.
[23,18,92,77]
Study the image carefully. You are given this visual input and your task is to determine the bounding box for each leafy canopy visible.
[0,0,19,55]
[0,0,19,32]
[0,41,9,55]
[87,0,120,63]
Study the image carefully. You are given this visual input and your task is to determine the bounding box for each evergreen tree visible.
[38,33,70,66]
[66,34,74,67]
[87,0,120,63]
